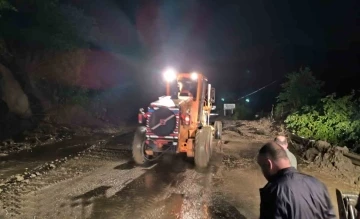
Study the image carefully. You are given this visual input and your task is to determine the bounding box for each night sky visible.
[71,0,359,111]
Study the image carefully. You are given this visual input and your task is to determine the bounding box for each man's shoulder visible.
[277,171,325,190]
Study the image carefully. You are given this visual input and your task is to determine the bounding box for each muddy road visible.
[0,120,358,218]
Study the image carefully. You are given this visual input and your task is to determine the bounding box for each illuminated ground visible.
[0,121,357,218]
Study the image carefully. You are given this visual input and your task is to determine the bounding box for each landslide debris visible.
[0,123,74,155]
[297,139,360,185]
[222,118,280,140]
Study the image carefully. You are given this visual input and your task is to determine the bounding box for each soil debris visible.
[299,139,360,186]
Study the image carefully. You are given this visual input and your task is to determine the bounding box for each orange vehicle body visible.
[133,72,221,167]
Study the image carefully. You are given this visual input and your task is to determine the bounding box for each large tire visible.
[132,126,148,165]
[214,121,222,140]
[194,126,212,168]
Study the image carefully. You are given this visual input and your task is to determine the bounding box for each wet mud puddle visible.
[0,135,107,181]
[83,153,247,219]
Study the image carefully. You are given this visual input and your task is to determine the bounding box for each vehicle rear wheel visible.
[132,126,148,165]
[194,126,212,168]
[214,121,222,140]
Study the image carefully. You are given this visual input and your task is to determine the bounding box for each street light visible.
[221,98,225,101]
[245,98,250,103]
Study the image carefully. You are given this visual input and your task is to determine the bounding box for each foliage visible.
[232,103,252,120]
[0,0,96,82]
[33,79,90,106]
[0,0,96,51]
[61,87,90,106]
[0,0,16,15]
[29,49,87,86]
[274,67,324,118]
[0,0,97,109]
[285,92,360,145]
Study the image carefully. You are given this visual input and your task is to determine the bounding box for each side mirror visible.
[210,88,215,103]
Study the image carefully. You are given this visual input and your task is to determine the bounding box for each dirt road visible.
[0,120,358,218]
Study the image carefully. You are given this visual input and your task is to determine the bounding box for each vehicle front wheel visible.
[194,126,212,168]
[132,126,148,165]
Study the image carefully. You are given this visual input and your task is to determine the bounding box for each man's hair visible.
[258,141,288,161]
[274,136,288,147]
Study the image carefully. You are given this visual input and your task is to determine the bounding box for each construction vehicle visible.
[133,68,222,168]
[337,189,359,219]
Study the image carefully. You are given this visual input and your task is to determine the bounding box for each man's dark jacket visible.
[259,167,336,219]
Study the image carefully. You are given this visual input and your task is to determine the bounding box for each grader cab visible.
[133,69,222,168]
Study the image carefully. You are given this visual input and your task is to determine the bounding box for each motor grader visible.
[337,189,359,219]
[132,69,222,168]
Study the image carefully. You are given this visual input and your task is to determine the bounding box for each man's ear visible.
[266,159,273,170]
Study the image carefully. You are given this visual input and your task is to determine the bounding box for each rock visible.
[290,142,304,151]
[35,172,41,176]
[304,148,320,161]
[49,164,56,169]
[335,146,349,154]
[314,140,331,152]
[314,148,354,172]
[30,174,36,178]
[15,175,24,182]
[0,63,32,118]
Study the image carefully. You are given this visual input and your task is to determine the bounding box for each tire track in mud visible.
[16,159,147,218]
[1,137,246,219]
[88,155,192,219]
[0,145,135,218]
[87,151,232,219]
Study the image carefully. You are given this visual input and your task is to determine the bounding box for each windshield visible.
[177,78,198,98]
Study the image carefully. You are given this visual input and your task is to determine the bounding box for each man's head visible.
[257,142,291,181]
[274,135,288,149]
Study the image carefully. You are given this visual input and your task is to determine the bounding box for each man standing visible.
[257,142,336,219]
[275,135,297,169]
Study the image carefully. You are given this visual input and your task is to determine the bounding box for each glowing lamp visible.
[163,68,177,82]
[184,115,190,125]
[190,72,198,80]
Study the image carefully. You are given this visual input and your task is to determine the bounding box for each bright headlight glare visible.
[163,68,177,82]
[191,72,198,80]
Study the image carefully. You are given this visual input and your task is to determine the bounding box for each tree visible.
[0,0,96,65]
[285,91,360,145]
[232,103,253,120]
[275,67,324,118]
[0,0,98,105]
[0,0,16,15]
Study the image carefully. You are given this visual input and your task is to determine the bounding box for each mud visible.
[299,139,360,186]
[0,120,359,218]
[0,135,108,182]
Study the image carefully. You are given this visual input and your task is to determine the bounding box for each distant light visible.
[245,98,250,102]
[190,72,198,80]
[163,68,177,82]
[221,98,225,101]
